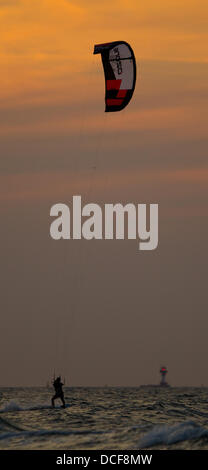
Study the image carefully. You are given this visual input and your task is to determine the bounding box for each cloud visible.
[0,1,207,185]
[1,166,208,208]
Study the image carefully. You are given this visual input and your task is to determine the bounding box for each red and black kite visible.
[94,41,136,112]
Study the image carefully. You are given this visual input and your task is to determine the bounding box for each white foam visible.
[0,401,70,413]
[139,421,208,448]
[0,401,22,413]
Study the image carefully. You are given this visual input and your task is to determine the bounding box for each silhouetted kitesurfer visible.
[51,376,65,408]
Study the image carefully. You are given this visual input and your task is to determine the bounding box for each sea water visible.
[0,387,208,450]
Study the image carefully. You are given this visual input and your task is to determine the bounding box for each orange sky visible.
[0,0,208,207]
[0,0,208,124]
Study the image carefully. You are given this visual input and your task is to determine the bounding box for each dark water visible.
[0,387,208,449]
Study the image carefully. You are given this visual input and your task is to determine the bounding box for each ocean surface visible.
[0,387,208,450]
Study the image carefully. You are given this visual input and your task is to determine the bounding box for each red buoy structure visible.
[160,366,169,386]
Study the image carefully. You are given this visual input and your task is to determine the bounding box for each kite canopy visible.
[94,41,136,112]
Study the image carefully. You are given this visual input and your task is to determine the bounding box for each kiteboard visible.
[52,404,70,410]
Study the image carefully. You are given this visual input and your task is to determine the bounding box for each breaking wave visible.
[139,421,208,448]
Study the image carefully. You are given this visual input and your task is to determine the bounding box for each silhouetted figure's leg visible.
[52,395,56,408]
[61,395,65,408]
